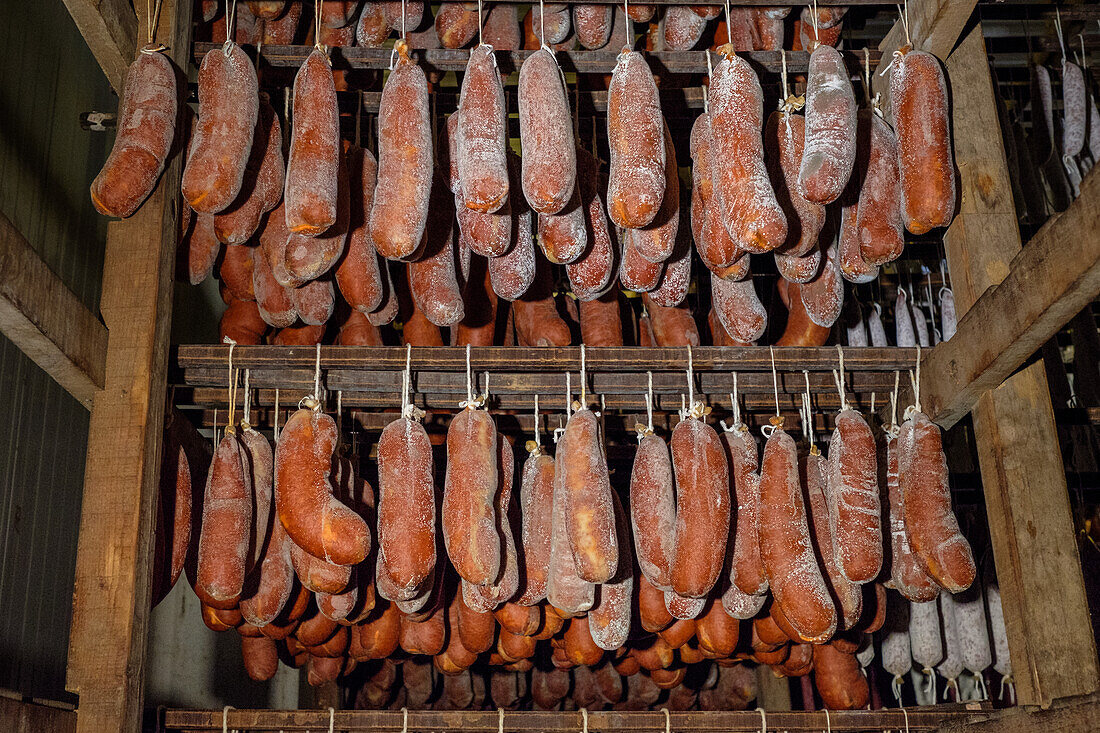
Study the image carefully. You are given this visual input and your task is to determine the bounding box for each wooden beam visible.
[0,212,107,409]
[922,168,1100,428]
[935,691,1100,733]
[0,697,76,733]
[940,25,1099,708]
[60,0,138,95]
[872,0,978,102]
[64,2,192,732]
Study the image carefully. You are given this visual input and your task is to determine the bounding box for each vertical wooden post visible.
[942,24,1099,707]
[65,2,192,732]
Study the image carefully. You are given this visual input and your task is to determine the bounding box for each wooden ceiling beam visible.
[61,0,138,95]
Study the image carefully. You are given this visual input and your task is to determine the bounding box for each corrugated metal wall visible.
[0,0,113,703]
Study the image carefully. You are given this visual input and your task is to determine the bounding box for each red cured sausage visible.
[567,148,617,300]
[182,43,259,214]
[588,492,633,651]
[897,410,976,593]
[630,432,676,590]
[409,182,465,327]
[91,50,178,218]
[723,426,767,597]
[284,50,340,235]
[712,273,767,343]
[518,49,576,215]
[467,436,521,608]
[800,245,844,328]
[537,186,588,265]
[289,278,334,326]
[457,45,509,213]
[708,52,787,253]
[186,211,221,286]
[377,414,437,597]
[607,51,665,229]
[443,407,502,586]
[335,145,384,313]
[886,434,939,601]
[196,431,252,608]
[798,44,857,205]
[275,407,370,566]
[214,96,285,245]
[644,294,701,347]
[776,280,830,347]
[764,111,825,257]
[775,246,823,285]
[284,147,350,283]
[547,449,595,614]
[890,48,956,234]
[575,4,612,49]
[812,642,870,709]
[290,540,352,594]
[670,416,730,598]
[758,427,836,642]
[690,113,742,269]
[826,409,882,584]
[559,408,619,583]
[516,447,555,605]
[664,5,707,51]
[629,119,679,264]
[370,43,433,259]
[855,110,904,265]
[803,452,862,629]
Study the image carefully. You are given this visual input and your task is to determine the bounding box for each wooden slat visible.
[940,25,1099,708]
[163,705,987,732]
[922,168,1100,428]
[0,212,107,409]
[935,691,1100,732]
[194,43,881,76]
[65,2,192,732]
[0,696,76,733]
[60,0,138,94]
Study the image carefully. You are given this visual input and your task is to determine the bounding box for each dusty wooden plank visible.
[939,25,1099,708]
[60,0,138,94]
[64,2,192,732]
[935,691,1100,732]
[163,705,986,732]
[922,169,1100,427]
[0,212,107,408]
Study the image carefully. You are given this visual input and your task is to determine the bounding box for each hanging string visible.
[803,370,817,454]
[541,0,550,52]
[1055,6,1067,68]
[831,345,849,412]
[636,372,655,440]
[731,372,741,427]
[273,389,280,442]
[823,709,831,733]
[141,0,167,51]
[402,345,424,420]
[528,394,543,454]
[810,0,820,45]
[224,0,239,54]
[905,344,922,418]
[724,0,732,49]
[223,337,237,434]
[477,0,484,47]
[623,0,633,53]
[892,675,905,706]
[565,372,572,417]
[755,706,767,733]
[461,345,484,410]
[762,348,783,438]
[1080,34,1088,70]
[312,343,323,407]
[314,0,325,52]
[900,705,911,733]
[899,0,911,47]
[889,371,900,435]
[579,345,588,410]
[686,346,694,410]
[241,369,252,430]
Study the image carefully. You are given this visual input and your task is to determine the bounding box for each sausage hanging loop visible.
[904,344,922,419]
[273,388,280,443]
[223,0,239,55]
[769,346,780,419]
[661,707,671,733]
[899,705,911,733]
[823,709,831,733]
[803,370,818,454]
[622,0,632,54]
[636,371,655,441]
[400,706,408,733]
[223,336,238,434]
[221,705,234,733]
[327,706,335,733]
[755,706,767,732]
[580,344,587,409]
[831,344,848,412]
[498,707,505,733]
[528,394,543,454]
[579,707,589,733]
[241,368,252,431]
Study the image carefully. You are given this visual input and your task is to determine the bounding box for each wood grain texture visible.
[61,0,138,94]
[939,25,1099,709]
[923,168,1100,428]
[65,2,192,733]
[0,212,107,408]
[0,697,76,733]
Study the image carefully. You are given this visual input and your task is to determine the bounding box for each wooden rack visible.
[163,705,988,732]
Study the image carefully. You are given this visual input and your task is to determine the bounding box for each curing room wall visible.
[0,1,113,704]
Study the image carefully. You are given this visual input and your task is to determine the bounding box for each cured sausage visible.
[812,642,869,709]
[467,436,521,608]
[696,598,740,657]
[196,431,252,608]
[764,111,825,257]
[517,446,555,605]
[898,410,976,592]
[214,96,285,245]
[664,5,707,51]
[826,409,882,583]
[712,273,767,343]
[483,4,522,49]
[356,2,391,47]
[566,148,616,299]
[607,51,665,229]
[547,450,595,614]
[291,540,353,594]
[530,3,572,46]
[649,231,691,308]
[559,408,619,583]
[775,246,823,285]
[563,615,605,666]
[182,43,259,214]
[758,427,836,642]
[241,635,279,681]
[187,211,221,286]
[284,149,350,282]
[670,416,730,598]
[644,294,701,347]
[275,407,370,566]
[630,432,676,590]
[537,186,588,265]
[574,4,612,50]
[377,413,437,597]
[588,492,633,651]
[494,601,541,637]
[488,154,536,300]
[891,48,956,234]
[219,244,256,301]
[289,278,334,326]
[409,182,465,327]
[436,3,481,48]
[579,292,624,347]
[886,434,939,602]
[457,45,509,213]
[370,42,433,259]
[798,44,857,205]
[803,452,862,629]
[443,407,502,586]
[692,118,746,270]
[335,145,384,313]
[665,589,705,621]
[518,49,576,215]
[708,52,787,253]
[855,110,904,265]
[629,120,679,264]
[252,228,297,327]
[800,244,844,328]
[723,426,767,597]
[619,231,664,292]
[90,50,178,218]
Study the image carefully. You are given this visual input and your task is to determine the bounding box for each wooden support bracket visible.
[60,0,138,95]
[0,212,107,409]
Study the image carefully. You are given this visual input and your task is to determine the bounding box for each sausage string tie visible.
[222,336,238,435]
[460,344,484,410]
[223,0,239,55]
[904,344,922,420]
[974,671,989,702]
[273,389,280,443]
[314,0,329,55]
[241,368,252,432]
[527,394,543,455]
[400,706,408,733]
[477,0,484,47]
[661,707,671,733]
[899,705,910,733]
[402,344,425,421]
[635,371,655,441]
[762,347,783,437]
[823,708,831,732]
[685,345,708,419]
[891,674,905,706]
[327,707,335,733]
[579,344,588,411]
[623,0,632,54]
[298,343,323,411]
[540,0,551,53]
[221,705,235,733]
[864,48,883,117]
[580,707,588,733]
[831,344,849,413]
[720,373,747,435]
[803,370,819,455]
[498,707,505,733]
[755,706,767,732]
[878,4,911,78]
[141,0,167,53]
